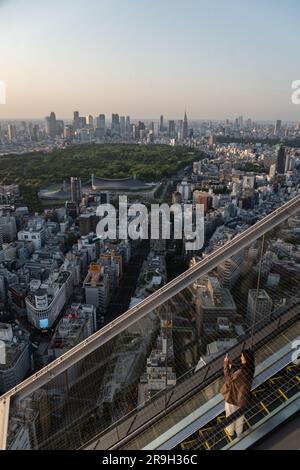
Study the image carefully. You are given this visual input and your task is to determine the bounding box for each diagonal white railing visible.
[0,193,299,450]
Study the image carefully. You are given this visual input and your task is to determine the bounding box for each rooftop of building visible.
[199,287,236,310]
[26,270,71,308]
[49,306,94,352]
[20,218,45,232]
[91,175,155,191]
[0,322,30,370]
[248,289,272,300]
[83,266,107,286]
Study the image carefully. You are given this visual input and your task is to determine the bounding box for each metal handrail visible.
[81,300,300,450]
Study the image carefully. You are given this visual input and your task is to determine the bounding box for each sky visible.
[0,0,300,121]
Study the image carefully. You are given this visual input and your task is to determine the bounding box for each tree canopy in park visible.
[0,144,203,211]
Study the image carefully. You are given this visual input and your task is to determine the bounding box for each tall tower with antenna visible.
[183,111,188,140]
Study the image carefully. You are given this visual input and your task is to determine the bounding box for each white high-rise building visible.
[86,115,94,128]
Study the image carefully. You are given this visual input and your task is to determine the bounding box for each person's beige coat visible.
[221,362,252,408]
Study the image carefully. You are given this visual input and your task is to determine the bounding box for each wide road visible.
[105,239,149,323]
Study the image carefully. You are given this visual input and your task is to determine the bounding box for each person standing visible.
[221,349,255,438]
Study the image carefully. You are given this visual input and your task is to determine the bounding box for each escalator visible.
[176,362,300,450]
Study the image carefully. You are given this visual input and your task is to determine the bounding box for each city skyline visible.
[2,112,300,125]
[1,0,300,120]
[0,112,299,125]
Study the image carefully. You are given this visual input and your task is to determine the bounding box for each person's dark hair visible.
[241,349,255,381]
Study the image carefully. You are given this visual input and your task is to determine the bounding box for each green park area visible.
[0,144,203,211]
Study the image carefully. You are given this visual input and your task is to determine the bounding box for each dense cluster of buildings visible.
[0,111,190,153]
[2,113,300,155]
[0,191,136,396]
[0,128,300,448]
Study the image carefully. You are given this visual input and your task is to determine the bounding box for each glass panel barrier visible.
[1,198,300,450]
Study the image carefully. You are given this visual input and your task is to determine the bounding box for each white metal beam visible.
[0,396,10,450]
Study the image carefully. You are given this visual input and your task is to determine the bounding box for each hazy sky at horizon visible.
[0,0,300,120]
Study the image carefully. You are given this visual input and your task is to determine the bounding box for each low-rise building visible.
[48,303,96,359]
[195,276,237,334]
[25,270,73,330]
[0,322,31,394]
[139,319,176,405]
[18,218,46,250]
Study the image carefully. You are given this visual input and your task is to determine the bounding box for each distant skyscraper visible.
[45,117,50,135]
[7,124,17,141]
[276,144,286,174]
[78,116,86,129]
[120,116,126,136]
[73,111,80,131]
[64,125,73,140]
[56,120,64,136]
[238,115,243,129]
[86,115,94,128]
[160,115,164,133]
[45,112,57,138]
[97,114,106,131]
[274,119,282,135]
[138,121,146,140]
[70,177,82,203]
[28,122,33,137]
[32,124,39,141]
[111,114,120,136]
[131,123,137,140]
[168,120,176,138]
[177,120,183,140]
[125,116,131,135]
[50,112,57,137]
[183,111,188,140]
